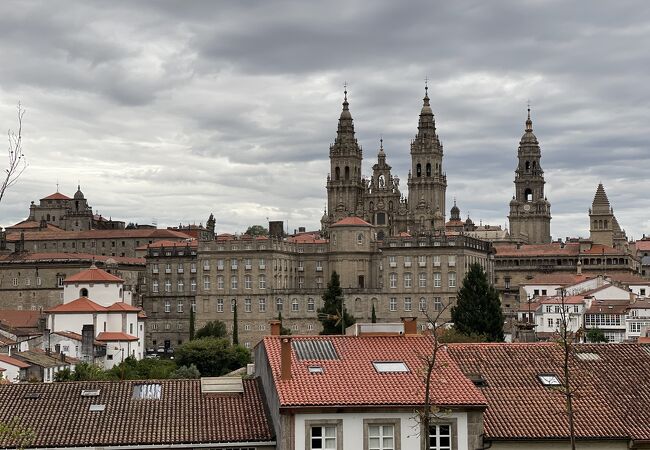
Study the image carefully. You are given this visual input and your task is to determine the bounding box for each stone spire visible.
[592,183,611,210]
[336,88,355,142]
[416,85,437,139]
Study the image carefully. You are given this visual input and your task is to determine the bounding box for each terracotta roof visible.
[634,240,650,252]
[52,331,103,347]
[610,273,650,285]
[0,379,273,448]
[95,332,139,342]
[64,266,124,283]
[330,217,373,227]
[6,228,192,242]
[0,354,31,369]
[288,233,328,244]
[6,220,64,231]
[448,343,650,441]
[0,252,145,266]
[260,335,486,408]
[145,239,197,249]
[41,192,71,200]
[585,301,629,315]
[45,297,107,313]
[495,242,626,257]
[0,310,43,329]
[105,302,141,312]
[526,273,594,286]
[13,350,72,368]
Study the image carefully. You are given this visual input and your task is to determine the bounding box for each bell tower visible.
[407,85,447,232]
[325,89,364,227]
[508,108,552,244]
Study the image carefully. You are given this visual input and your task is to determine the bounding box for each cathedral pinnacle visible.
[525,106,533,132]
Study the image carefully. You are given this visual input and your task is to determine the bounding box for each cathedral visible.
[321,86,447,239]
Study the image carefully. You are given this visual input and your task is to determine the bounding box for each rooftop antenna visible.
[56,180,59,192]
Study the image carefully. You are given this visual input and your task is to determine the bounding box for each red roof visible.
[0,252,144,266]
[526,273,594,286]
[6,220,64,231]
[330,217,373,227]
[6,228,192,242]
[105,302,141,312]
[0,310,43,329]
[64,266,124,283]
[0,354,31,368]
[41,192,71,200]
[261,335,486,408]
[448,343,650,441]
[145,239,197,249]
[95,332,138,342]
[635,240,650,252]
[45,297,107,313]
[495,241,626,257]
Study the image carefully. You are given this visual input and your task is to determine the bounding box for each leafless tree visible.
[557,288,580,450]
[1,102,26,205]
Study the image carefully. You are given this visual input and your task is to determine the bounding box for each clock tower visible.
[508,108,551,244]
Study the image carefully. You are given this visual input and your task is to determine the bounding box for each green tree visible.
[189,306,195,340]
[278,311,292,335]
[174,337,251,377]
[54,367,73,382]
[71,362,108,381]
[371,303,377,323]
[318,271,355,335]
[244,225,268,236]
[232,300,239,345]
[194,320,227,339]
[451,263,504,342]
[105,356,176,380]
[169,364,201,379]
[437,327,488,343]
[586,327,607,343]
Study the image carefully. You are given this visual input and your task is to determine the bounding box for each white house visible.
[626,299,650,340]
[45,264,145,368]
[255,319,486,450]
[0,353,30,383]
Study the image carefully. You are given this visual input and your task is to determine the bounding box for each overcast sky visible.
[1,0,649,240]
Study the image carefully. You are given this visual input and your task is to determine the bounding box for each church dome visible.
[74,184,85,200]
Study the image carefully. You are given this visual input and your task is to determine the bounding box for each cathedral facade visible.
[322,87,446,239]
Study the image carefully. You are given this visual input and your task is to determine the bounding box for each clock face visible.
[523,204,531,212]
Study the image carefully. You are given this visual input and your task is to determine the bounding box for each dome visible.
[74,184,85,199]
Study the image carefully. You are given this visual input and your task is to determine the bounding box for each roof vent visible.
[467,373,488,387]
[23,392,41,399]
[308,365,324,374]
[81,389,101,397]
[89,404,105,412]
[132,383,162,400]
[576,352,600,361]
[200,377,243,395]
[372,361,409,373]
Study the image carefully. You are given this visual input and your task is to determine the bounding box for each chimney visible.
[280,337,292,381]
[401,317,417,335]
[298,226,306,233]
[81,324,95,362]
[60,352,66,362]
[270,320,281,336]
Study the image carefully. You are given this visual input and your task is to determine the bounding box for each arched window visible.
[46,214,51,221]
[377,231,385,240]
[357,233,364,245]
[345,166,350,180]
[376,212,386,225]
[416,163,422,177]
[426,163,432,177]
[532,161,537,171]
[369,201,374,211]
[388,201,393,211]
[525,188,533,202]
[525,161,530,172]
[80,288,88,297]
[335,167,340,180]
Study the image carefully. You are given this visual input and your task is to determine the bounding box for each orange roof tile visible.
[261,335,486,408]
[64,266,123,283]
[0,252,144,266]
[635,240,650,252]
[105,302,141,312]
[526,273,594,285]
[41,192,71,200]
[6,220,64,231]
[45,297,107,313]
[495,242,626,257]
[0,310,43,329]
[330,217,373,227]
[145,239,197,249]
[0,354,31,368]
[95,332,138,342]
[5,228,192,242]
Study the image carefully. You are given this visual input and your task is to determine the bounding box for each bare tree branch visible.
[0,102,27,205]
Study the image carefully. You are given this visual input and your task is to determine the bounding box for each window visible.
[448,255,456,267]
[448,272,456,288]
[404,297,412,312]
[164,279,171,292]
[231,299,236,312]
[217,259,224,270]
[306,420,341,450]
[316,260,323,271]
[203,275,210,290]
[538,374,561,386]
[231,259,238,270]
[177,279,184,292]
[434,273,441,288]
[190,278,196,292]
[365,422,398,450]
[190,262,197,273]
[292,298,299,312]
[203,260,210,271]
[404,256,412,267]
[217,299,224,313]
[504,277,511,289]
[373,361,409,373]
[428,424,452,450]
[177,264,184,273]
[244,298,252,312]
[357,232,364,245]
[217,275,224,289]
[165,263,172,274]
[418,255,427,267]
[176,301,183,313]
[419,297,427,312]
[164,301,171,313]
[389,273,397,288]
[433,255,441,267]
[57,276,64,287]
[404,273,412,288]
[299,276,305,289]
[389,256,397,267]
[389,297,397,312]
[231,275,238,289]
[307,297,315,312]
[259,298,267,312]
[152,280,159,293]
[545,305,552,313]
[547,318,553,328]
[244,275,252,289]
[419,273,427,288]
[259,275,266,289]
[434,297,442,311]
[276,298,283,312]
[259,258,266,269]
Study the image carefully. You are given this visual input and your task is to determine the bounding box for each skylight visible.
[538,374,561,386]
[132,383,162,400]
[373,361,409,373]
[81,389,101,397]
[23,392,41,399]
[576,352,600,361]
[89,404,105,412]
[308,365,324,374]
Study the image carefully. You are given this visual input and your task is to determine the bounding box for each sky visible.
[1,0,649,240]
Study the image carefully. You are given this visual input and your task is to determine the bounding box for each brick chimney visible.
[270,320,281,336]
[280,337,292,380]
[401,317,417,335]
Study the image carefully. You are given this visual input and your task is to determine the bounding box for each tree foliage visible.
[232,300,239,345]
[451,263,504,342]
[278,311,292,335]
[174,337,251,377]
[318,271,355,335]
[0,418,35,450]
[194,320,227,339]
[371,303,377,323]
[244,225,268,236]
[437,327,488,343]
[169,364,201,379]
[106,356,176,380]
[586,327,608,343]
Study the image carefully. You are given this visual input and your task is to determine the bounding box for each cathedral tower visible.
[325,90,364,226]
[589,183,627,249]
[407,86,447,232]
[508,109,552,244]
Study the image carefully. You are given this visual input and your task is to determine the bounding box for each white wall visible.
[0,361,22,383]
[294,411,469,450]
[64,282,123,306]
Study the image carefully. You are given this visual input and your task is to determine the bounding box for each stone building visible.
[589,182,629,250]
[321,87,446,237]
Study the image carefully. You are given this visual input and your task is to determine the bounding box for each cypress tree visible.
[232,299,239,345]
[318,271,355,334]
[371,303,377,323]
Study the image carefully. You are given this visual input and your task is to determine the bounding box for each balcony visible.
[217,265,224,270]
[231,265,238,270]
[177,268,184,274]
[190,267,197,273]
[152,269,159,274]
[404,262,412,268]
[418,262,426,268]
[316,266,323,272]
[165,268,172,274]
[389,262,397,268]
[298,266,304,272]
[259,264,266,270]
[245,264,252,270]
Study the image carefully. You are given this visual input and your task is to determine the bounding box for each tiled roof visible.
[0,354,31,369]
[6,220,64,231]
[0,310,43,329]
[495,242,626,257]
[52,331,103,347]
[448,343,650,441]
[41,192,71,200]
[6,228,192,242]
[95,332,138,342]
[145,239,197,249]
[634,240,650,252]
[331,217,373,227]
[105,302,141,312]
[261,335,486,408]
[0,252,145,266]
[288,233,328,244]
[45,297,107,313]
[526,273,594,286]
[0,379,274,448]
[64,266,124,283]
[13,350,72,368]
[585,301,629,315]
